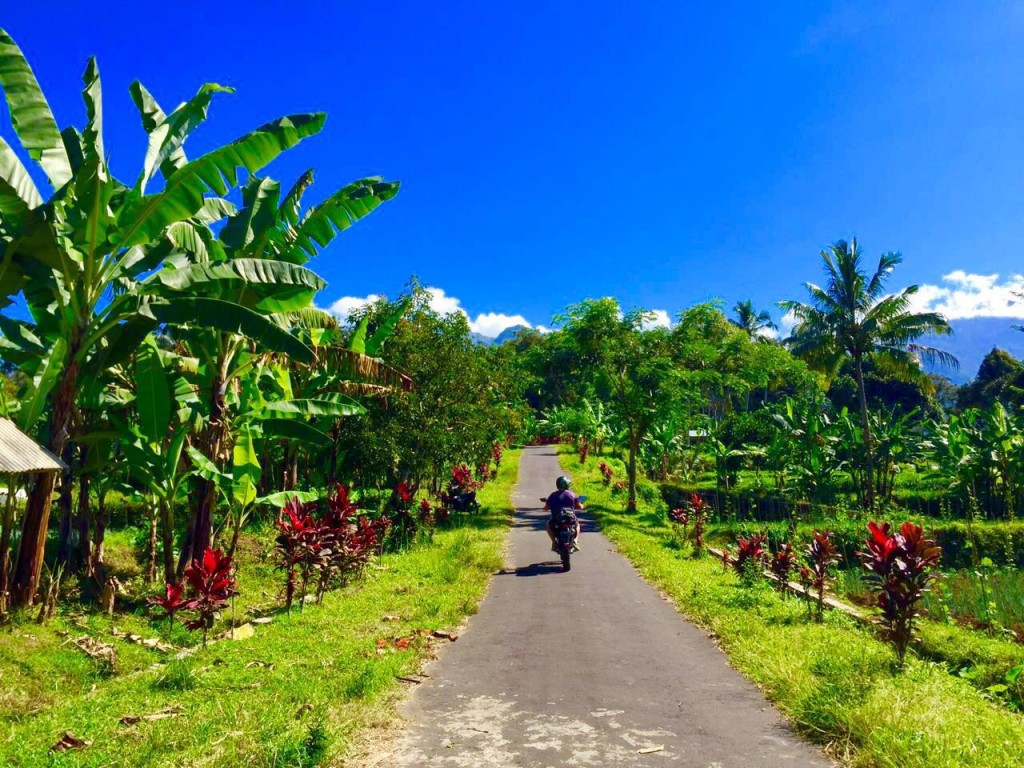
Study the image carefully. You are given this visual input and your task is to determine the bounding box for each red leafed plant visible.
[578,438,590,464]
[451,464,475,492]
[598,461,614,486]
[390,481,419,546]
[275,497,323,612]
[668,506,689,551]
[859,521,942,666]
[491,441,504,468]
[724,533,767,583]
[418,498,435,526]
[149,582,188,637]
[769,543,797,592]
[804,531,841,621]
[688,493,710,556]
[182,547,238,644]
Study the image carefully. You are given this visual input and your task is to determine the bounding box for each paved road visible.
[380,446,832,767]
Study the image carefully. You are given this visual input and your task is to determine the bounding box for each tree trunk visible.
[147,504,158,583]
[0,475,18,613]
[627,434,639,512]
[55,445,74,568]
[77,469,91,577]
[178,371,227,577]
[91,487,108,581]
[160,500,175,585]
[853,355,875,512]
[12,354,79,607]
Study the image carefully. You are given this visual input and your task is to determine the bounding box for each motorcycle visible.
[541,495,586,572]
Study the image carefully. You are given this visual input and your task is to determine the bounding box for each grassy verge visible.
[0,450,520,767]
[561,448,1024,768]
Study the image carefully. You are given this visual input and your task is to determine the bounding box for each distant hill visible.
[923,317,1024,384]
[469,324,530,347]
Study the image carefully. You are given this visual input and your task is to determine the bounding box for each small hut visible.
[0,418,65,611]
[0,417,65,476]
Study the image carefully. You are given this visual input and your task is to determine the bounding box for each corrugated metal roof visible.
[0,418,66,474]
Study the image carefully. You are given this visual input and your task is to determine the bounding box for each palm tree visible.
[731,300,777,339]
[779,238,957,511]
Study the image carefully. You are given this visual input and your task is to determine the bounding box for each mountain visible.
[469,324,530,347]
[923,317,1024,384]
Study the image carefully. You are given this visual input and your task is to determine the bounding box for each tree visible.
[780,239,957,511]
[0,29,395,604]
[731,300,777,339]
[558,299,678,511]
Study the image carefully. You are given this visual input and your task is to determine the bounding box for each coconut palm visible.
[731,300,777,339]
[779,238,957,510]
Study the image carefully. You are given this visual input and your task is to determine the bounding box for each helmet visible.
[556,475,571,491]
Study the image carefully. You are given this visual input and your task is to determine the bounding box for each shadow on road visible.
[503,561,567,577]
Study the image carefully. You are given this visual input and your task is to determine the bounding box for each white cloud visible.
[778,309,798,338]
[326,286,538,338]
[755,324,780,340]
[641,309,672,330]
[327,294,381,321]
[910,271,1024,319]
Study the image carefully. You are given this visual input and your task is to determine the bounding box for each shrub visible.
[668,506,689,551]
[859,521,942,666]
[724,533,767,584]
[768,543,797,591]
[599,461,614,486]
[182,548,238,644]
[804,531,841,621]
[689,493,710,555]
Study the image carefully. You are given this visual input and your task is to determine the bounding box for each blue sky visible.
[5,1,1024,336]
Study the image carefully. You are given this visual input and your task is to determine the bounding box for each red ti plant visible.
[418,498,435,526]
[804,531,841,621]
[769,543,797,592]
[491,441,504,468]
[859,521,942,667]
[688,493,710,556]
[668,506,689,551]
[149,582,188,638]
[451,464,475,493]
[183,547,237,644]
[275,497,322,612]
[390,481,418,545]
[725,533,767,583]
[579,438,590,464]
[598,461,614,486]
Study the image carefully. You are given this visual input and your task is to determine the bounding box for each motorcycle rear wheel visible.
[560,549,571,571]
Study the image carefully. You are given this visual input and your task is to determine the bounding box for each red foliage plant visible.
[725,533,767,581]
[578,438,590,464]
[769,543,797,591]
[804,531,841,621]
[275,497,323,611]
[859,521,942,666]
[451,464,475,492]
[182,547,238,642]
[598,461,614,486]
[688,493,710,553]
[491,441,504,467]
[149,582,188,636]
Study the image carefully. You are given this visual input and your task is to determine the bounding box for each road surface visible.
[379,446,832,767]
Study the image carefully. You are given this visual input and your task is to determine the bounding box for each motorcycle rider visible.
[544,475,581,552]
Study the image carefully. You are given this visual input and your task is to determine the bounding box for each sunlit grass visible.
[560,447,1024,768]
[0,451,520,767]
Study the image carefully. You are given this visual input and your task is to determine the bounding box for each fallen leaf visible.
[295,703,314,719]
[245,660,274,670]
[397,674,428,685]
[381,615,402,622]
[637,745,664,754]
[252,617,273,625]
[50,731,91,753]
[431,630,458,642]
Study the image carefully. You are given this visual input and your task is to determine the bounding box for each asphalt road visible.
[380,446,832,767]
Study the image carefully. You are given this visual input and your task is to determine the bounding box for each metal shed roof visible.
[0,419,65,474]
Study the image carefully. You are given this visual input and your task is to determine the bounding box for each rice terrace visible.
[2,3,1024,767]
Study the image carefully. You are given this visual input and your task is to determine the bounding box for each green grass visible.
[563,448,1024,768]
[0,450,520,767]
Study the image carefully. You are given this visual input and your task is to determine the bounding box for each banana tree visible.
[155,170,398,573]
[0,29,330,605]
